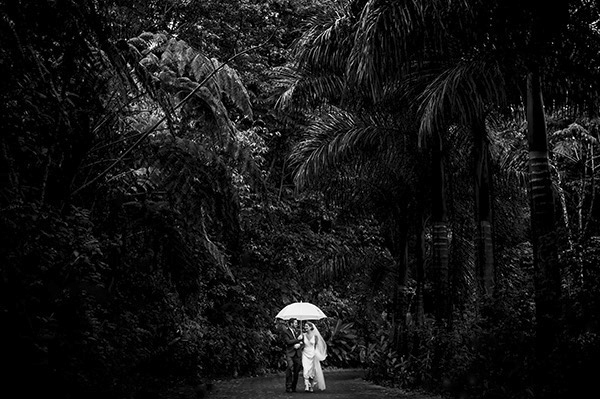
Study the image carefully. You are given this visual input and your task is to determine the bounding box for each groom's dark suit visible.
[283,324,304,392]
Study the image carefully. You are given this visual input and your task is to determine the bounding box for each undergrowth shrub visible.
[450,294,536,399]
[361,328,406,386]
[360,289,538,399]
[200,324,276,378]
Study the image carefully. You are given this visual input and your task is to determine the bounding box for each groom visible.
[282,318,304,393]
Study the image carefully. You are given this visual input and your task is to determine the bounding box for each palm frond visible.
[292,0,355,74]
[350,0,425,89]
[271,65,345,111]
[271,1,355,112]
[290,107,400,189]
[303,242,393,286]
[417,57,506,142]
[201,222,234,280]
[348,0,474,100]
[489,122,530,189]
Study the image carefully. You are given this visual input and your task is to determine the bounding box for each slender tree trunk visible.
[394,232,410,354]
[526,70,562,374]
[415,214,426,326]
[555,171,574,252]
[472,119,495,297]
[580,144,596,284]
[431,134,451,325]
[390,208,410,353]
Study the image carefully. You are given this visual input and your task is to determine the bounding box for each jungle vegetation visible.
[1,1,599,398]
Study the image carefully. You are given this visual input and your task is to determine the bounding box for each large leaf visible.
[129,32,253,126]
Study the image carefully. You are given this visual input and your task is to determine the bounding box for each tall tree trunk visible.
[526,70,562,374]
[431,134,451,325]
[472,119,495,297]
[415,214,426,326]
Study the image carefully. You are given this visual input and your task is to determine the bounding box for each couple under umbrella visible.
[277,302,328,393]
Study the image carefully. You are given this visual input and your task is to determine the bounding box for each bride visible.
[301,321,327,392]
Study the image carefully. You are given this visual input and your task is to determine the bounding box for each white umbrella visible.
[276,301,327,321]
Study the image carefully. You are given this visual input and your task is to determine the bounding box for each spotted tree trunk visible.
[472,119,495,297]
[431,136,451,324]
[526,70,562,362]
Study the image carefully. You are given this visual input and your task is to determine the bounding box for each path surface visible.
[206,369,441,399]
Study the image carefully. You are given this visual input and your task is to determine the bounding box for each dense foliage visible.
[1,1,600,399]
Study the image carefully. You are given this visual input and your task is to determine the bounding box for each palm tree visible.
[279,0,467,324]
[280,0,600,387]
[417,1,600,394]
[414,57,507,299]
[277,0,506,323]
[295,110,443,350]
[345,0,508,322]
[349,0,600,343]
[516,1,600,372]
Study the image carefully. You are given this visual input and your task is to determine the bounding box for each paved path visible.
[206,369,441,399]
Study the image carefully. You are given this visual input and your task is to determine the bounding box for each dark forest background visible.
[2,1,600,398]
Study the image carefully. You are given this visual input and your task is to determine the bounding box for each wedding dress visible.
[301,324,327,391]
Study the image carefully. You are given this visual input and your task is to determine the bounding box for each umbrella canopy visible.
[276,301,327,321]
